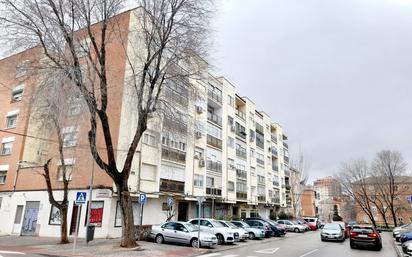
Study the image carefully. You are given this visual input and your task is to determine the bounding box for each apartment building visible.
[301,187,317,217]
[314,177,342,222]
[0,8,291,238]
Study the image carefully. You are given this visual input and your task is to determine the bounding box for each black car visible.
[243,217,285,237]
[349,225,382,251]
[243,219,273,237]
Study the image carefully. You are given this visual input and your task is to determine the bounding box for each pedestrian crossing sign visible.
[75,192,87,205]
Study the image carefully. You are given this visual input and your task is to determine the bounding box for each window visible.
[227,159,235,170]
[206,176,214,187]
[250,148,255,158]
[250,167,256,175]
[256,152,265,166]
[228,181,234,192]
[143,133,157,147]
[85,201,104,227]
[141,163,156,181]
[228,116,234,126]
[194,174,204,187]
[257,175,265,184]
[236,181,247,192]
[227,137,234,148]
[11,85,24,101]
[1,141,13,155]
[0,170,6,184]
[62,126,79,147]
[49,204,62,225]
[6,115,18,128]
[57,165,73,181]
[228,95,235,107]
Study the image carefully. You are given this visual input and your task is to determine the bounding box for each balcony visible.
[208,89,222,104]
[235,128,247,140]
[271,197,280,204]
[206,160,222,173]
[206,187,222,196]
[271,148,278,157]
[162,147,186,164]
[235,109,246,120]
[160,179,185,193]
[272,181,280,187]
[272,165,279,172]
[258,196,266,202]
[236,192,247,200]
[236,149,247,159]
[256,158,265,166]
[164,87,188,107]
[236,169,247,179]
[207,112,222,127]
[207,135,222,149]
[256,138,264,149]
[284,156,289,163]
[271,134,277,144]
[283,142,288,149]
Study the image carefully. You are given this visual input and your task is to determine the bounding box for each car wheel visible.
[294,228,299,233]
[321,238,325,242]
[216,234,225,245]
[350,242,356,249]
[249,232,255,240]
[191,238,200,248]
[155,234,164,244]
[375,243,382,251]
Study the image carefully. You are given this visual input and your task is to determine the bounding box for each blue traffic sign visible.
[167,197,174,207]
[75,192,87,204]
[409,195,412,203]
[139,194,147,205]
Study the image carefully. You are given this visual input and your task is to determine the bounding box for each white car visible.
[189,218,238,244]
[402,240,412,256]
[217,220,249,241]
[230,220,266,239]
[277,220,306,233]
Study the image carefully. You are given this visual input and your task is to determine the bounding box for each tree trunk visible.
[60,205,69,244]
[118,184,138,248]
[390,207,397,227]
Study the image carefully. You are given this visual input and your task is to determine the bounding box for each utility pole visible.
[86,159,95,244]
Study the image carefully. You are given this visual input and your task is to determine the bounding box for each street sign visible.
[139,193,147,205]
[409,195,412,203]
[75,192,87,205]
[167,197,174,207]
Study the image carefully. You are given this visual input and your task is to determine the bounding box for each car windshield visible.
[291,221,299,225]
[211,221,224,227]
[240,222,250,228]
[225,222,239,229]
[323,224,341,230]
[353,227,374,233]
[185,223,199,232]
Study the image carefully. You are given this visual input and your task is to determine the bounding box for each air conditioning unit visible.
[195,131,203,139]
[196,105,204,113]
[230,125,236,132]
[199,159,205,167]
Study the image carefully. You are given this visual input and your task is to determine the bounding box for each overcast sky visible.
[211,0,412,182]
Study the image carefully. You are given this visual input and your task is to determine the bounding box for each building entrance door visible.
[70,204,81,235]
[21,201,40,236]
[177,202,188,221]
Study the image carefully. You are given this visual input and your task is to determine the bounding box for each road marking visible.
[221,255,238,257]
[255,247,279,254]
[0,251,25,255]
[198,254,221,257]
[298,249,319,257]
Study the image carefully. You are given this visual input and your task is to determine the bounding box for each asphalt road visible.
[0,251,44,257]
[200,231,396,257]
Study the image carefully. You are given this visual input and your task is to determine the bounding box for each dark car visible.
[243,219,273,237]
[400,231,412,244]
[349,225,382,251]
[244,217,285,236]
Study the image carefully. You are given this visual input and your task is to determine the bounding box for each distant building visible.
[314,177,342,222]
[301,186,317,217]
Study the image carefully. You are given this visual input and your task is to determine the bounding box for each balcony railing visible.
[272,181,280,187]
[207,135,222,149]
[271,135,277,144]
[256,158,265,166]
[206,160,222,173]
[258,196,266,202]
[206,187,222,196]
[284,156,289,163]
[236,192,247,200]
[236,149,247,159]
[208,89,222,104]
[271,197,280,204]
[236,129,247,140]
[235,109,246,120]
[272,165,279,172]
[236,169,247,179]
[283,142,288,149]
[162,147,186,164]
[160,179,185,193]
[271,148,278,156]
[164,87,189,107]
[207,112,222,126]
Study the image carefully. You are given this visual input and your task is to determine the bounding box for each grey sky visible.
[211,0,412,181]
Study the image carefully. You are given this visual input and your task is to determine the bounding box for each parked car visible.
[230,220,266,240]
[402,240,412,256]
[188,218,238,245]
[396,227,412,242]
[244,217,285,236]
[295,219,310,231]
[349,225,382,251]
[217,220,249,241]
[303,217,319,230]
[320,223,345,242]
[347,220,358,230]
[150,221,218,248]
[243,219,273,237]
[277,219,306,233]
[332,221,350,238]
[394,224,412,238]
[401,231,412,244]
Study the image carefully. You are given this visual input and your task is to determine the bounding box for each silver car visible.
[150,221,218,248]
[217,220,249,241]
[320,223,345,242]
[231,220,266,239]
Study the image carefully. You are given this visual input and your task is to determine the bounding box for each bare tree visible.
[1,0,213,247]
[371,150,407,227]
[289,154,309,218]
[336,159,377,227]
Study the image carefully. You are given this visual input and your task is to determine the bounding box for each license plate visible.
[358,234,368,238]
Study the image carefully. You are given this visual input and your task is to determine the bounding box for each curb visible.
[393,239,403,257]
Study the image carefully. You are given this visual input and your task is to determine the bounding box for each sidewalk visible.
[0,236,208,257]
